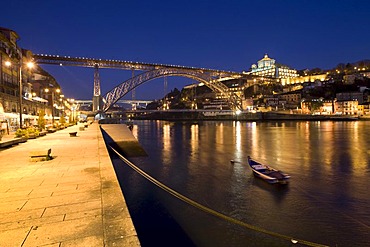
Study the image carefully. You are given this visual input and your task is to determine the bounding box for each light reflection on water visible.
[122,120,370,247]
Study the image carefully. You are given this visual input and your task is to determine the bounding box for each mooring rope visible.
[109,145,329,247]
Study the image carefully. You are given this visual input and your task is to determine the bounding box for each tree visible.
[336,63,345,72]
[358,60,366,69]
[310,68,322,75]
[60,114,66,125]
[37,110,46,130]
[310,100,323,112]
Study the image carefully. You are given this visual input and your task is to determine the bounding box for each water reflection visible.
[128,120,370,246]
[234,121,242,158]
[251,177,290,203]
[190,124,199,162]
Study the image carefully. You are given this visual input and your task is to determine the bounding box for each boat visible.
[247,156,290,184]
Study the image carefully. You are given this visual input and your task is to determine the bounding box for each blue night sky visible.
[2,0,370,100]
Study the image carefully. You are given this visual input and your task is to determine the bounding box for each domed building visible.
[249,54,299,79]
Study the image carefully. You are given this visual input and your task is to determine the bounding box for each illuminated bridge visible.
[75,99,152,110]
[33,54,246,113]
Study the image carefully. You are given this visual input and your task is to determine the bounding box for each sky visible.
[2,0,370,100]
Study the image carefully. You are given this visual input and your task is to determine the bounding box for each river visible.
[109,120,370,247]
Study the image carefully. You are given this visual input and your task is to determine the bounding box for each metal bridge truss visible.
[102,68,243,112]
[33,54,244,112]
[33,54,243,77]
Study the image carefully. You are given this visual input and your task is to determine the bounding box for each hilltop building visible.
[248,54,299,80]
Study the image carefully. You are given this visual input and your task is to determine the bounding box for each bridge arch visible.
[102,68,242,112]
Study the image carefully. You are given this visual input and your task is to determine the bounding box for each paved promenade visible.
[0,123,140,246]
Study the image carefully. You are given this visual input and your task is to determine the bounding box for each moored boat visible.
[247,156,290,184]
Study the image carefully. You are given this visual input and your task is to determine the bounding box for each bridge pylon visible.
[92,64,102,112]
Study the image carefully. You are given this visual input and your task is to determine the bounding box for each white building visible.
[248,54,299,79]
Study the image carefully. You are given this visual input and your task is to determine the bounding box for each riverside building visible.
[0,27,67,131]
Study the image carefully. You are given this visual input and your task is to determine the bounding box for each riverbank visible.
[0,122,140,246]
[132,110,361,121]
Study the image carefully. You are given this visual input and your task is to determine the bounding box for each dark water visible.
[110,120,370,247]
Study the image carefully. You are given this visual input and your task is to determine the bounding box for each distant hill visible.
[300,59,370,74]
[352,59,370,66]
[329,59,370,71]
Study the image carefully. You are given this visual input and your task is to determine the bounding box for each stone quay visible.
[0,122,140,246]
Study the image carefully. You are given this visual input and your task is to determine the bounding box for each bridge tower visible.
[92,64,102,111]
[164,76,168,96]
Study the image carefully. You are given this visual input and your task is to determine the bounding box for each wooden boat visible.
[247,156,290,184]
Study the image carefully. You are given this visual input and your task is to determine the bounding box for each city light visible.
[26,61,34,69]
[4,59,35,129]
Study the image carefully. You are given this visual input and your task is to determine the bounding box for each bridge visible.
[33,54,246,113]
[75,99,152,110]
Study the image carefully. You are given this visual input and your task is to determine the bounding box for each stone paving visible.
[0,123,140,246]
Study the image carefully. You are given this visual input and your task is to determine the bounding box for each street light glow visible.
[26,61,35,69]
[4,59,35,128]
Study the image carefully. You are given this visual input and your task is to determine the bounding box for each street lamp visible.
[4,59,34,129]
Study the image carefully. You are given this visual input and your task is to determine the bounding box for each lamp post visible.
[4,59,34,129]
[18,63,23,128]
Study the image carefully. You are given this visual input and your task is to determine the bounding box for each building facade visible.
[358,103,370,116]
[281,73,327,85]
[335,100,358,115]
[279,92,302,105]
[0,27,65,130]
[301,98,361,115]
[336,92,365,104]
[248,54,299,80]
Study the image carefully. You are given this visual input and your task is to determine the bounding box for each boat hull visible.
[252,170,280,184]
[248,156,290,184]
